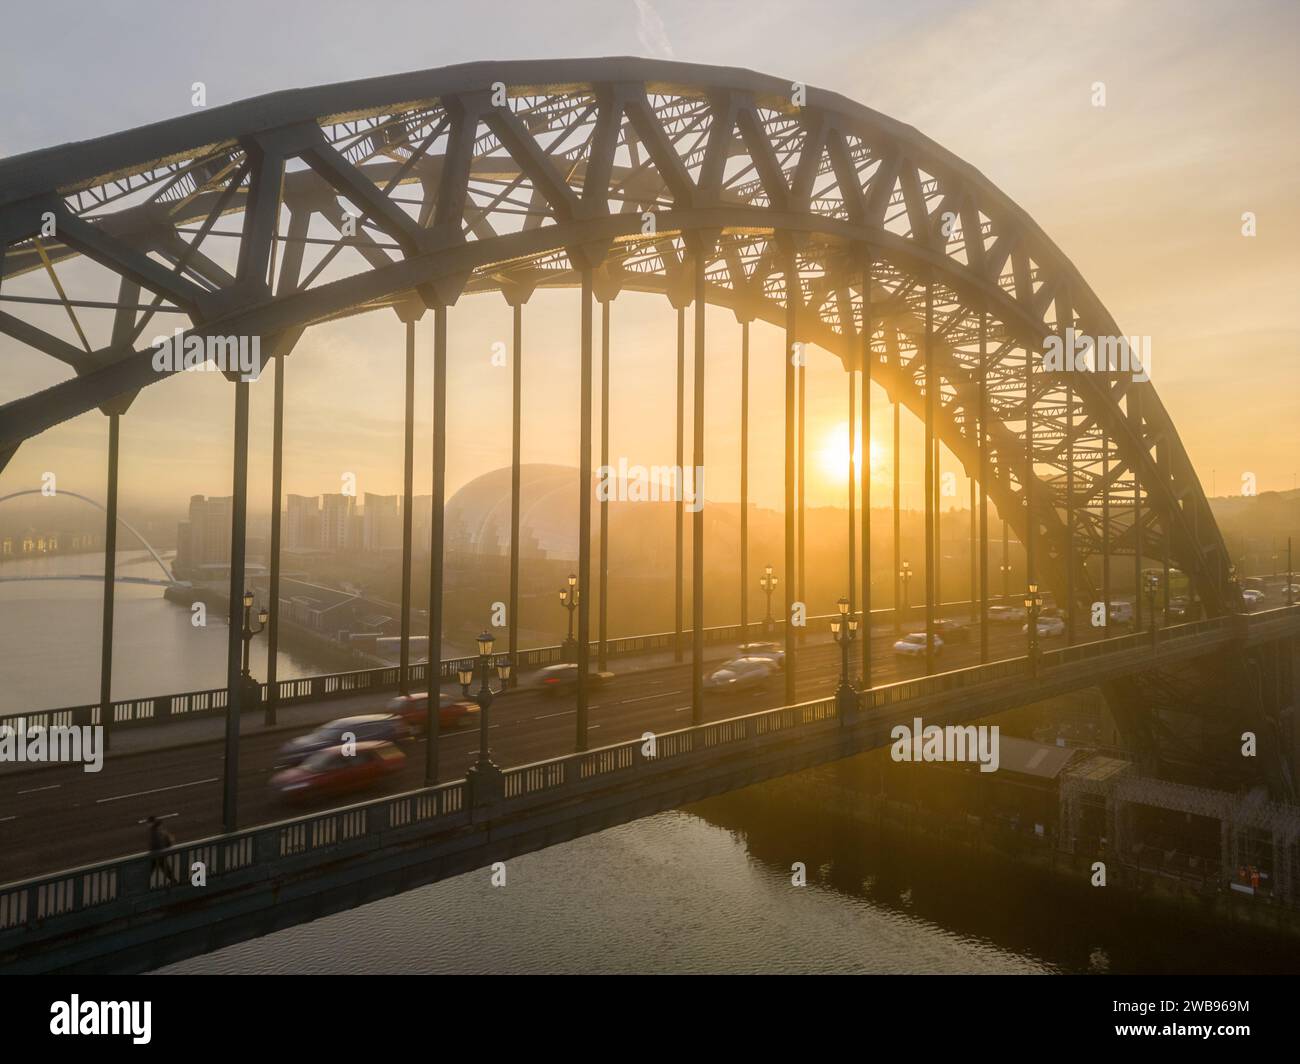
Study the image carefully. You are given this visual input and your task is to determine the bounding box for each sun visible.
[817,422,862,481]
[817,421,886,488]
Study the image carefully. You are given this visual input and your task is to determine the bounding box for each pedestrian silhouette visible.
[147,815,178,886]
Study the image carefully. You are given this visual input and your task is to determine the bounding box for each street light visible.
[1288,537,1295,607]
[831,596,859,721]
[1024,582,1043,677]
[239,589,269,707]
[1000,559,1013,604]
[559,573,579,662]
[1145,570,1161,647]
[759,564,778,635]
[898,560,913,624]
[459,629,512,803]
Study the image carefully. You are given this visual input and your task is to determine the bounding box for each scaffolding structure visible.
[1060,753,1300,903]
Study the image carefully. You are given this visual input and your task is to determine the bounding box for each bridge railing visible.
[4,606,1280,736]
[5,608,1293,942]
[0,689,842,937]
[0,611,851,732]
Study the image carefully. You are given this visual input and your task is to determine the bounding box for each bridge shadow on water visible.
[687,754,1300,975]
[155,750,1300,975]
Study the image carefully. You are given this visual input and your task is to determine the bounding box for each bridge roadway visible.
[1,607,1295,972]
[0,621,1036,881]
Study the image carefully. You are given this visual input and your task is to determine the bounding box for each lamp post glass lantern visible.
[899,561,912,623]
[239,591,269,703]
[1145,570,1161,643]
[759,564,778,634]
[1024,582,1042,675]
[832,595,859,718]
[460,629,511,775]
[559,572,579,662]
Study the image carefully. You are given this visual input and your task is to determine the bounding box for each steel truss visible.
[0,58,1237,616]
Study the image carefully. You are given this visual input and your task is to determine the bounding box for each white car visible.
[893,632,944,658]
[736,642,785,668]
[705,656,779,692]
[1241,589,1264,608]
[987,606,1026,624]
[1022,617,1066,638]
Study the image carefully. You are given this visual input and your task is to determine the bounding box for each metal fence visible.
[0,689,841,935]
[3,606,1293,941]
[0,611,849,732]
[2,607,1287,737]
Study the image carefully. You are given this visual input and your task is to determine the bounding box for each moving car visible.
[269,741,406,803]
[704,656,779,693]
[534,663,616,696]
[986,605,1026,624]
[737,641,786,667]
[1242,589,1265,608]
[274,714,411,769]
[386,691,480,733]
[892,632,944,658]
[932,618,971,642]
[1022,616,1066,638]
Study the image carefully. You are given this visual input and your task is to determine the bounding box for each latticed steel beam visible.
[0,58,1237,615]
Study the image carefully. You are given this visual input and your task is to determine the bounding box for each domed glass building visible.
[445,464,582,561]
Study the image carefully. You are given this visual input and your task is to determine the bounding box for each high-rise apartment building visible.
[320,493,354,552]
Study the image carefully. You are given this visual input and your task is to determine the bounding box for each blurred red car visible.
[269,741,405,803]
[534,663,615,697]
[386,691,479,733]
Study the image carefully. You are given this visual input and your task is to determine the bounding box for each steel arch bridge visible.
[0,57,1236,621]
[0,489,176,584]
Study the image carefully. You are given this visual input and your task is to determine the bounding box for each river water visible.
[5,553,1299,973]
[155,785,1300,975]
[0,550,320,713]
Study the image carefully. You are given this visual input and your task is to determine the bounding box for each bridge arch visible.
[0,489,176,584]
[0,58,1236,614]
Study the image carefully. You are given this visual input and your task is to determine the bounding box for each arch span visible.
[0,490,177,584]
[0,57,1236,615]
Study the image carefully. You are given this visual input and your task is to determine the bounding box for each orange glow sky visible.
[0,0,1295,516]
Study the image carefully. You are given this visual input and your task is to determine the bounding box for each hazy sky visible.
[1,0,1296,519]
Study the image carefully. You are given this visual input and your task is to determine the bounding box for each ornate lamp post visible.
[239,589,269,709]
[1288,537,1294,607]
[831,596,859,721]
[459,629,512,806]
[1024,582,1043,677]
[759,564,778,635]
[559,572,579,662]
[1145,570,1161,647]
[898,560,912,625]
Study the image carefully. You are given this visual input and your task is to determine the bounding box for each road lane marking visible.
[96,777,218,804]
[533,710,575,721]
[616,692,683,705]
[0,815,15,823]
[17,784,61,795]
